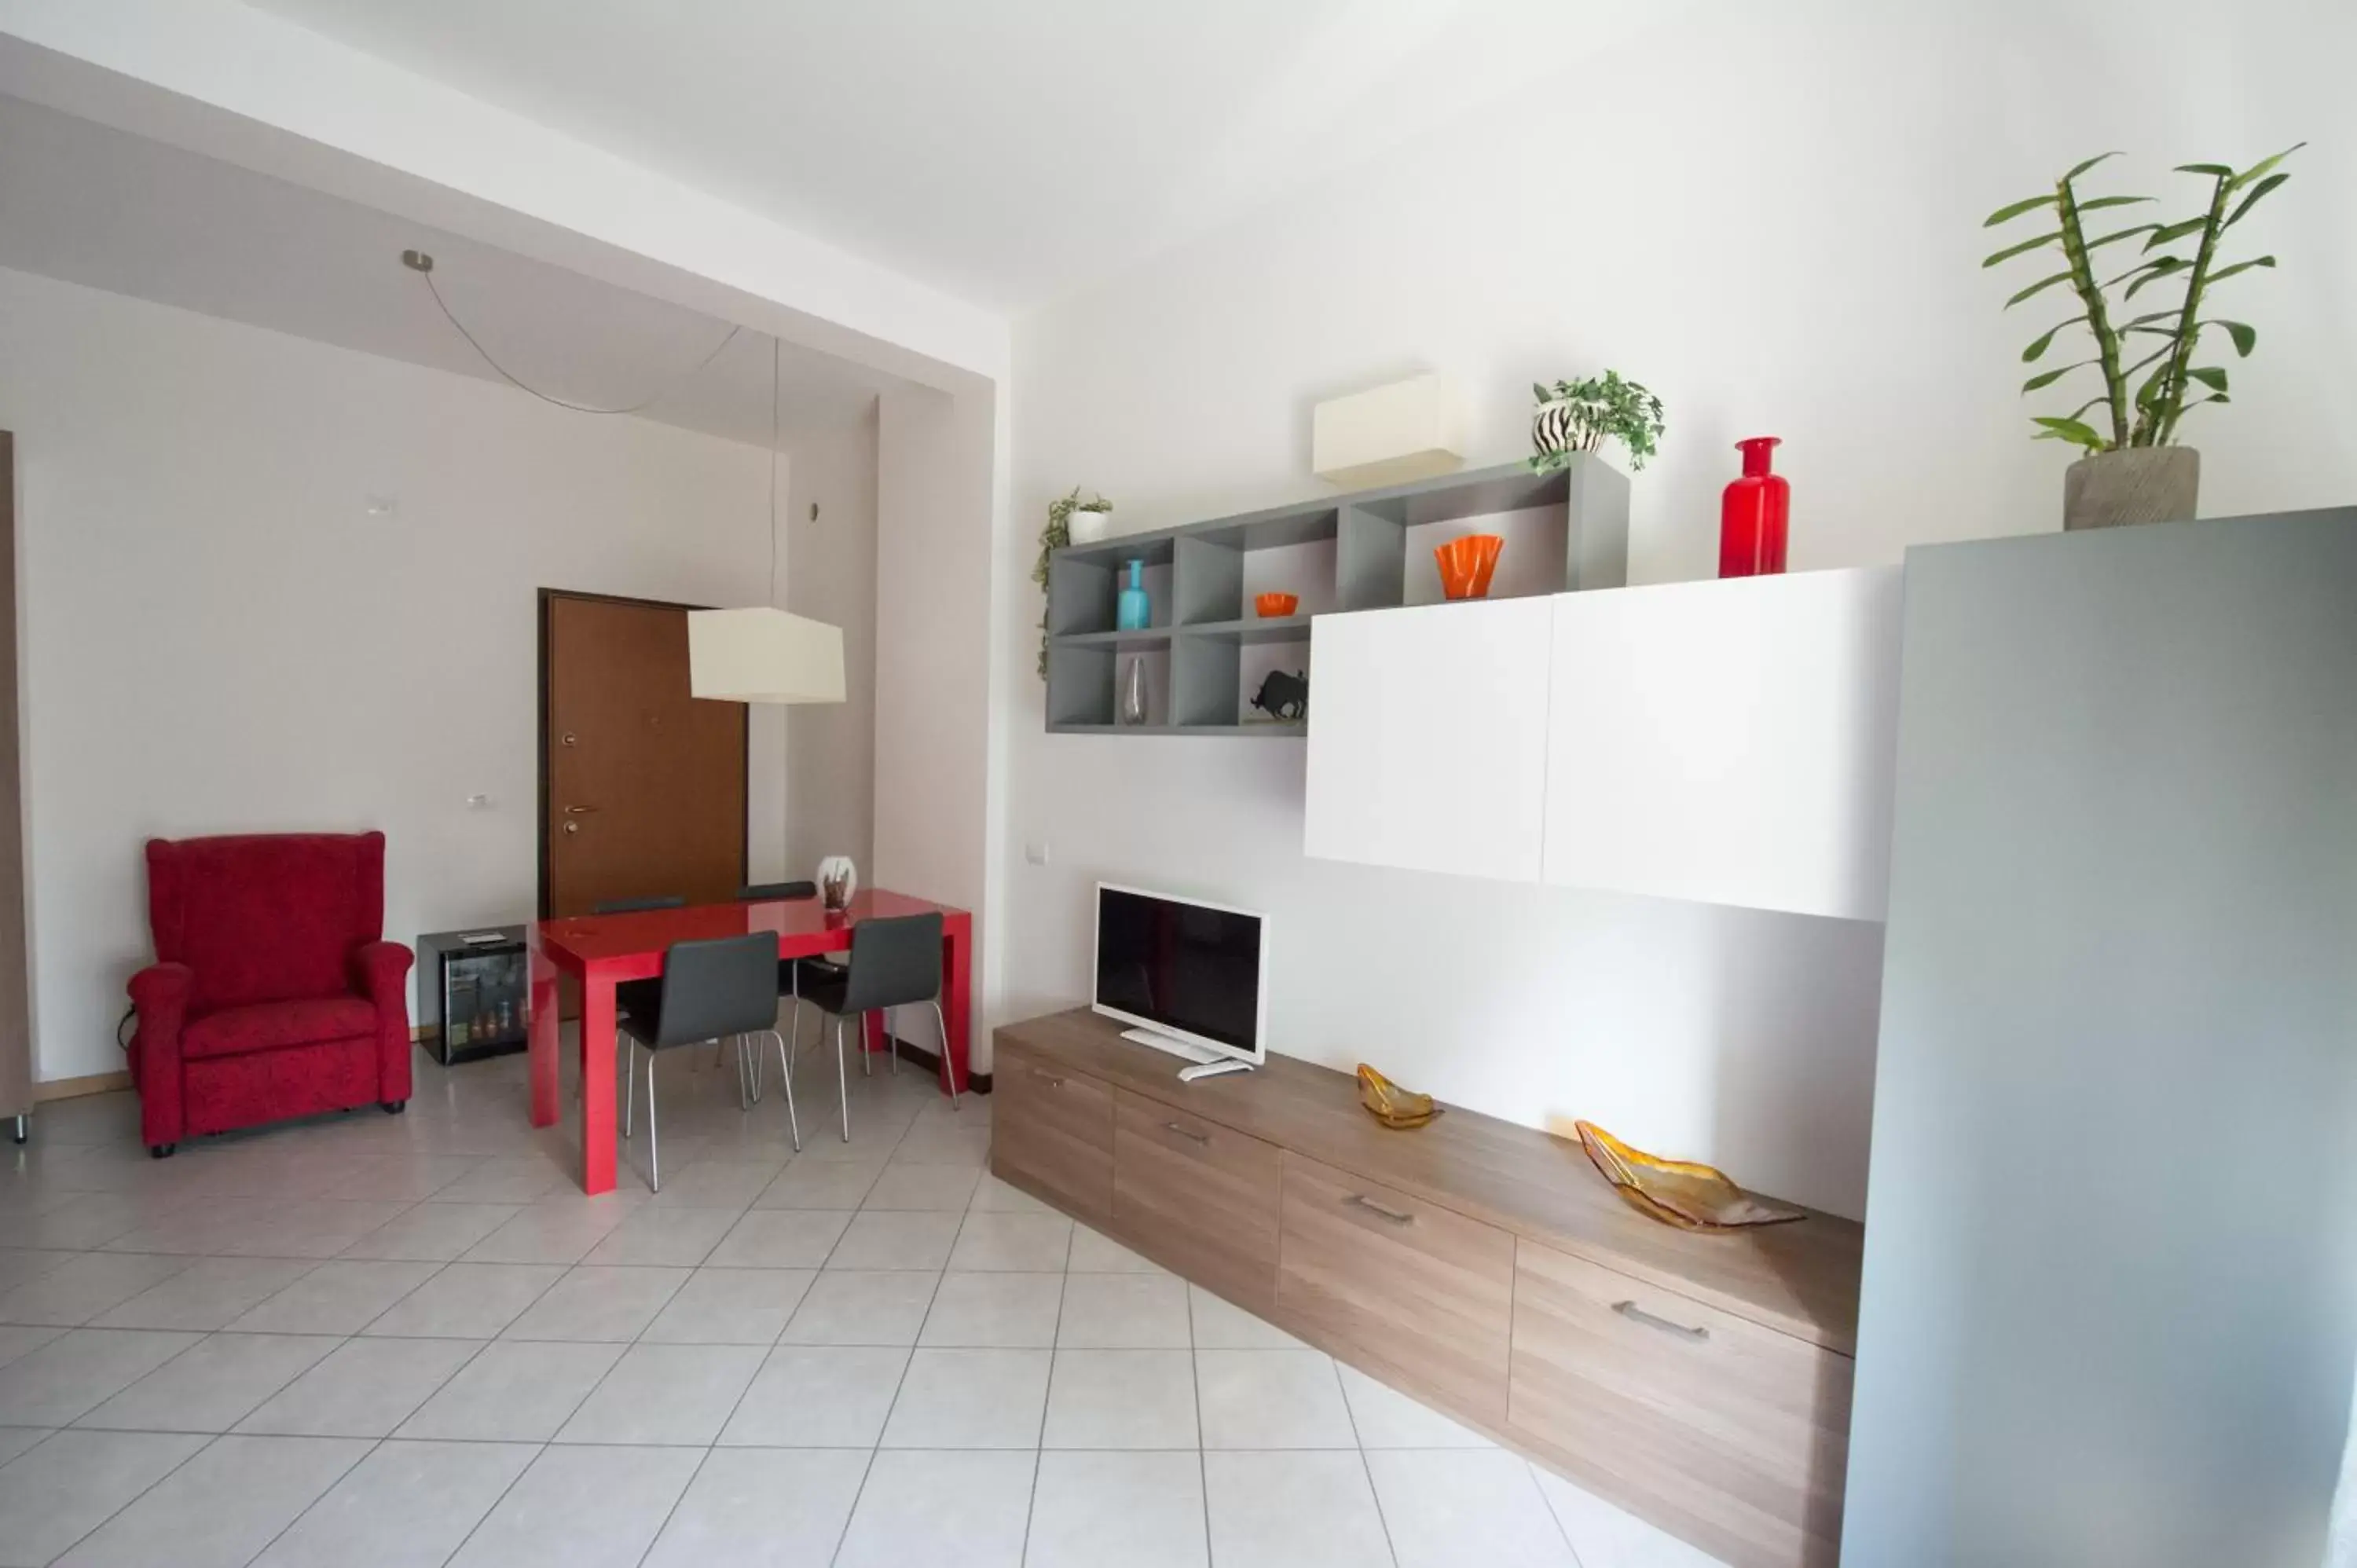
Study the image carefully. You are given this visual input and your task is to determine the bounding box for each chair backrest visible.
[145,832,386,1010]
[737,881,817,901]
[592,896,686,915]
[840,912,944,1014]
[651,932,785,1046]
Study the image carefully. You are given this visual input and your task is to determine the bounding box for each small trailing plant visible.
[1527,371,1666,474]
[1983,145,2300,452]
[1032,486,1111,680]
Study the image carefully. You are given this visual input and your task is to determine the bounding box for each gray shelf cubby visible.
[1043,456,1628,735]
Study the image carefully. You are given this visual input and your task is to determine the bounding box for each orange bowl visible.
[1435,534,1504,600]
[1254,592,1299,618]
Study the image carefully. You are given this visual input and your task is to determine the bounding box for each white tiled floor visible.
[0,1038,1723,1566]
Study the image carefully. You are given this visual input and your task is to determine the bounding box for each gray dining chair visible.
[784,911,956,1142]
[618,932,800,1190]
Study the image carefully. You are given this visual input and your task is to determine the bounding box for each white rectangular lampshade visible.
[1312,372,1465,489]
[687,606,846,704]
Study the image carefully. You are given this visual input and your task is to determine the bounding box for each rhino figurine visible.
[1250,669,1308,722]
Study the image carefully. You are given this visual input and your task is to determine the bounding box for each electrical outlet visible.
[1025,841,1050,866]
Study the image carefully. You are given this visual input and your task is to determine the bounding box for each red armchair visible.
[128,831,413,1156]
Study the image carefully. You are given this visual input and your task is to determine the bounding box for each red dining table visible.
[527,889,973,1195]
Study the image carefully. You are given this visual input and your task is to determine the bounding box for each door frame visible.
[536,587,750,918]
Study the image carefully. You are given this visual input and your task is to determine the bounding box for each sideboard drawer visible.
[1112,1089,1281,1309]
[1276,1151,1515,1421]
[1508,1240,1851,1568]
[992,1040,1113,1221]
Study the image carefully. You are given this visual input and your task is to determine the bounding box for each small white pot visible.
[1068,507,1112,545]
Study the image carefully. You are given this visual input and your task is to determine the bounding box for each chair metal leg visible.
[623,1038,636,1138]
[834,1015,850,1143]
[929,1000,960,1108]
[887,1006,898,1076]
[643,1045,661,1192]
[783,998,803,1094]
[735,1034,755,1111]
[860,1010,872,1078]
[765,1028,801,1152]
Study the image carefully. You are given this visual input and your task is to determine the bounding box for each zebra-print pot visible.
[1532,397,1581,456]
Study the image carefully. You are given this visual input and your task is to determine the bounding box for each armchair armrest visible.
[127,962,193,1146]
[351,940,415,1108]
[351,940,413,1006]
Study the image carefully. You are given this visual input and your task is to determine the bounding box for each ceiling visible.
[0,93,902,447]
[243,0,1659,313]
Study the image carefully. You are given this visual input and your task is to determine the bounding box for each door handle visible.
[1613,1300,1710,1343]
[1160,1122,1210,1145]
[1344,1193,1414,1225]
[564,804,597,815]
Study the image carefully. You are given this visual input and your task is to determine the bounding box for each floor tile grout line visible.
[229,1431,384,1568]
[1335,1353,1406,1568]
[5,1420,222,1564]
[434,1438,550,1568]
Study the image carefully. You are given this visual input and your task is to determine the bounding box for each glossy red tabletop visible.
[532,889,968,973]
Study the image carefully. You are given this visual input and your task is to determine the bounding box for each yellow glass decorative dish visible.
[1357,1064,1441,1130]
[1574,1121,1804,1231]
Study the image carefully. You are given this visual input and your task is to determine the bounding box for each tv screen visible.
[1093,885,1264,1056]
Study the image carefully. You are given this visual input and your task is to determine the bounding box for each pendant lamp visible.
[688,336,846,705]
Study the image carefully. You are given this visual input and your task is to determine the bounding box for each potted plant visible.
[1032,486,1113,680]
[1983,145,2299,529]
[1527,370,1666,474]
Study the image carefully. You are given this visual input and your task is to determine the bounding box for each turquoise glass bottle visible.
[1116,559,1150,630]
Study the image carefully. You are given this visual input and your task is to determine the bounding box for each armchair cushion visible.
[181,997,377,1061]
[146,833,385,1011]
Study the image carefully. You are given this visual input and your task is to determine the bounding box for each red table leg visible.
[528,949,559,1129]
[577,971,618,1195]
[942,919,970,1095]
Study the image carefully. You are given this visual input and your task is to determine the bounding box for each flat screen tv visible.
[1090,883,1266,1066]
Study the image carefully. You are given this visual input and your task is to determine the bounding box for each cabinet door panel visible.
[1303,598,1554,882]
[1543,568,1901,920]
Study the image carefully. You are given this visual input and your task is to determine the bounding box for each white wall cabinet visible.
[1545,567,1901,921]
[1305,568,1903,921]
[1303,597,1555,883]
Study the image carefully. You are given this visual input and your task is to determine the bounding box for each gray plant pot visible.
[2063,447,2200,531]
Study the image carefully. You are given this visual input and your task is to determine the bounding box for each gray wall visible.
[1844,510,2357,1566]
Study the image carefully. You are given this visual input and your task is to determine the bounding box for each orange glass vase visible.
[1435,534,1504,600]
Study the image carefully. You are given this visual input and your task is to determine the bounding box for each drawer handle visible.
[1160,1122,1211,1145]
[1614,1300,1710,1343]
[1028,1069,1065,1089]
[1344,1193,1415,1225]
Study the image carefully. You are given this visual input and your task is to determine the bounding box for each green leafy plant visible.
[1984,145,2299,452]
[1527,371,1666,473]
[1032,487,1111,680]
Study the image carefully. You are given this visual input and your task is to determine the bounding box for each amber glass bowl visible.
[1254,592,1300,618]
[1435,534,1504,600]
[1356,1064,1440,1130]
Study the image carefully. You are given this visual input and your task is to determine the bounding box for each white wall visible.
[0,266,795,1083]
[874,382,1003,1064]
[1003,0,2357,1219]
[786,405,879,880]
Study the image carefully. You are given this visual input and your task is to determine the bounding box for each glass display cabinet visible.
[416,925,530,1065]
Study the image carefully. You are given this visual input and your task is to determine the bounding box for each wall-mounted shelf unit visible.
[1043,456,1629,735]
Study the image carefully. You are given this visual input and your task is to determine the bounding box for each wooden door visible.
[541,592,746,918]
[0,435,27,1120]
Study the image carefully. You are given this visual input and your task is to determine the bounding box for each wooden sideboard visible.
[992,1009,1862,1568]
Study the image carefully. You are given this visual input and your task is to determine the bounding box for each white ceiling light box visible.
[687,607,845,705]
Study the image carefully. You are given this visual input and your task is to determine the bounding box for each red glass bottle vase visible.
[1719,436,1790,578]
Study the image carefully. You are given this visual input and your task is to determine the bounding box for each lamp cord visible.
[769,335,780,606]
[417,264,742,416]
